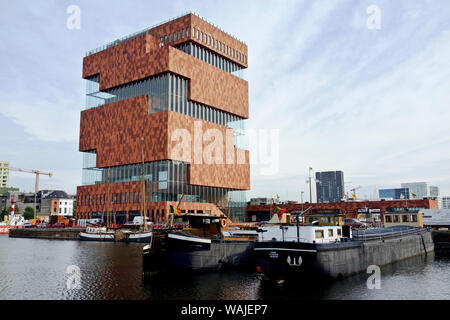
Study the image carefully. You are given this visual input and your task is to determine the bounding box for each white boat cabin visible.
[258,225,347,244]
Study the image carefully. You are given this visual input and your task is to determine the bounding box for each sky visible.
[1,0,450,202]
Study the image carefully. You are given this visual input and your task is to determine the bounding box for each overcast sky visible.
[1,0,450,202]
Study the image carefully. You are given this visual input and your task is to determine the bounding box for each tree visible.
[23,206,34,220]
[0,207,8,222]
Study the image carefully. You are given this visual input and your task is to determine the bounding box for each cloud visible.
[0,99,80,142]
[1,0,450,200]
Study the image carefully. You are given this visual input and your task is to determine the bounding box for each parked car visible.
[51,222,65,228]
[37,223,47,228]
[23,221,32,228]
[343,218,367,229]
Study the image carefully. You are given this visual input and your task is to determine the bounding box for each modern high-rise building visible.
[442,197,450,209]
[400,182,428,199]
[0,161,9,188]
[315,171,344,203]
[76,13,249,223]
[378,188,410,200]
[429,186,440,198]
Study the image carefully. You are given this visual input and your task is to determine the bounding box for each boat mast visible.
[227,193,231,222]
[309,167,313,203]
[141,137,147,231]
[106,167,110,229]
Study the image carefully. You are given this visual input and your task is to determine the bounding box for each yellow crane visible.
[350,186,362,200]
[7,167,53,219]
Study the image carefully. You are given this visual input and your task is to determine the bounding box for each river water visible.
[0,236,449,300]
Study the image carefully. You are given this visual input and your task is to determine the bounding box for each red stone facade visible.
[82,17,248,118]
[76,13,249,221]
[76,181,225,219]
[149,13,247,68]
[79,97,249,190]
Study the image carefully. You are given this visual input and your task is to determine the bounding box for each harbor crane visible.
[7,167,53,219]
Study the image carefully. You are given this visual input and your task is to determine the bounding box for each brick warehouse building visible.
[76,13,249,223]
[246,199,439,222]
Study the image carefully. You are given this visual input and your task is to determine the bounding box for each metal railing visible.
[85,11,247,57]
[352,226,425,241]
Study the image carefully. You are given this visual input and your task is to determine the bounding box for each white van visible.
[132,216,152,225]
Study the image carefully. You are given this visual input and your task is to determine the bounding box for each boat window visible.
[321,217,331,224]
[402,215,409,223]
[385,215,392,223]
[328,229,334,237]
[315,230,324,239]
[411,215,418,222]
[337,229,342,236]
[203,219,210,224]
[394,215,400,223]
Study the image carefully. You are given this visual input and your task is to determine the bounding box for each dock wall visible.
[431,230,450,254]
[8,228,82,240]
[317,230,434,278]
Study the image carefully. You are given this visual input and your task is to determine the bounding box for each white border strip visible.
[168,233,211,244]
[254,248,317,253]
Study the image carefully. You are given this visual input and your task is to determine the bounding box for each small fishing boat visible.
[79,226,115,241]
[114,229,152,243]
[79,226,152,242]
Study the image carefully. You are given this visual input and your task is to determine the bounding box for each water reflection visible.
[0,236,449,300]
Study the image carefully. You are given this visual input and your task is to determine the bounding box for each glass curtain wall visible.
[82,71,247,221]
[81,158,245,221]
[84,74,246,149]
[176,42,245,79]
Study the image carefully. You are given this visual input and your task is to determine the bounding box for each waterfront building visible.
[0,161,9,188]
[378,187,410,200]
[315,171,345,203]
[249,198,271,206]
[76,13,249,223]
[40,191,74,217]
[429,186,440,197]
[442,197,450,209]
[401,182,428,199]
[246,199,438,222]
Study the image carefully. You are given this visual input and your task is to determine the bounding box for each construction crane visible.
[344,181,353,201]
[7,167,53,219]
[350,186,362,200]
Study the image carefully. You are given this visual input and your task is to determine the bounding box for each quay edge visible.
[8,228,82,240]
[431,229,450,254]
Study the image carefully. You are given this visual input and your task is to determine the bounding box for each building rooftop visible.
[43,190,70,200]
[85,12,246,57]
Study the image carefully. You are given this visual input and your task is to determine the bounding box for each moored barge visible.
[143,213,257,279]
[255,211,434,281]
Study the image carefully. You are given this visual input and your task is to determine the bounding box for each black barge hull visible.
[255,229,434,281]
[143,233,255,278]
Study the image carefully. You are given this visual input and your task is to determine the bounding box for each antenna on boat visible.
[293,206,312,242]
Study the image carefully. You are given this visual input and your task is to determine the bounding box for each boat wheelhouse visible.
[142,213,258,278]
